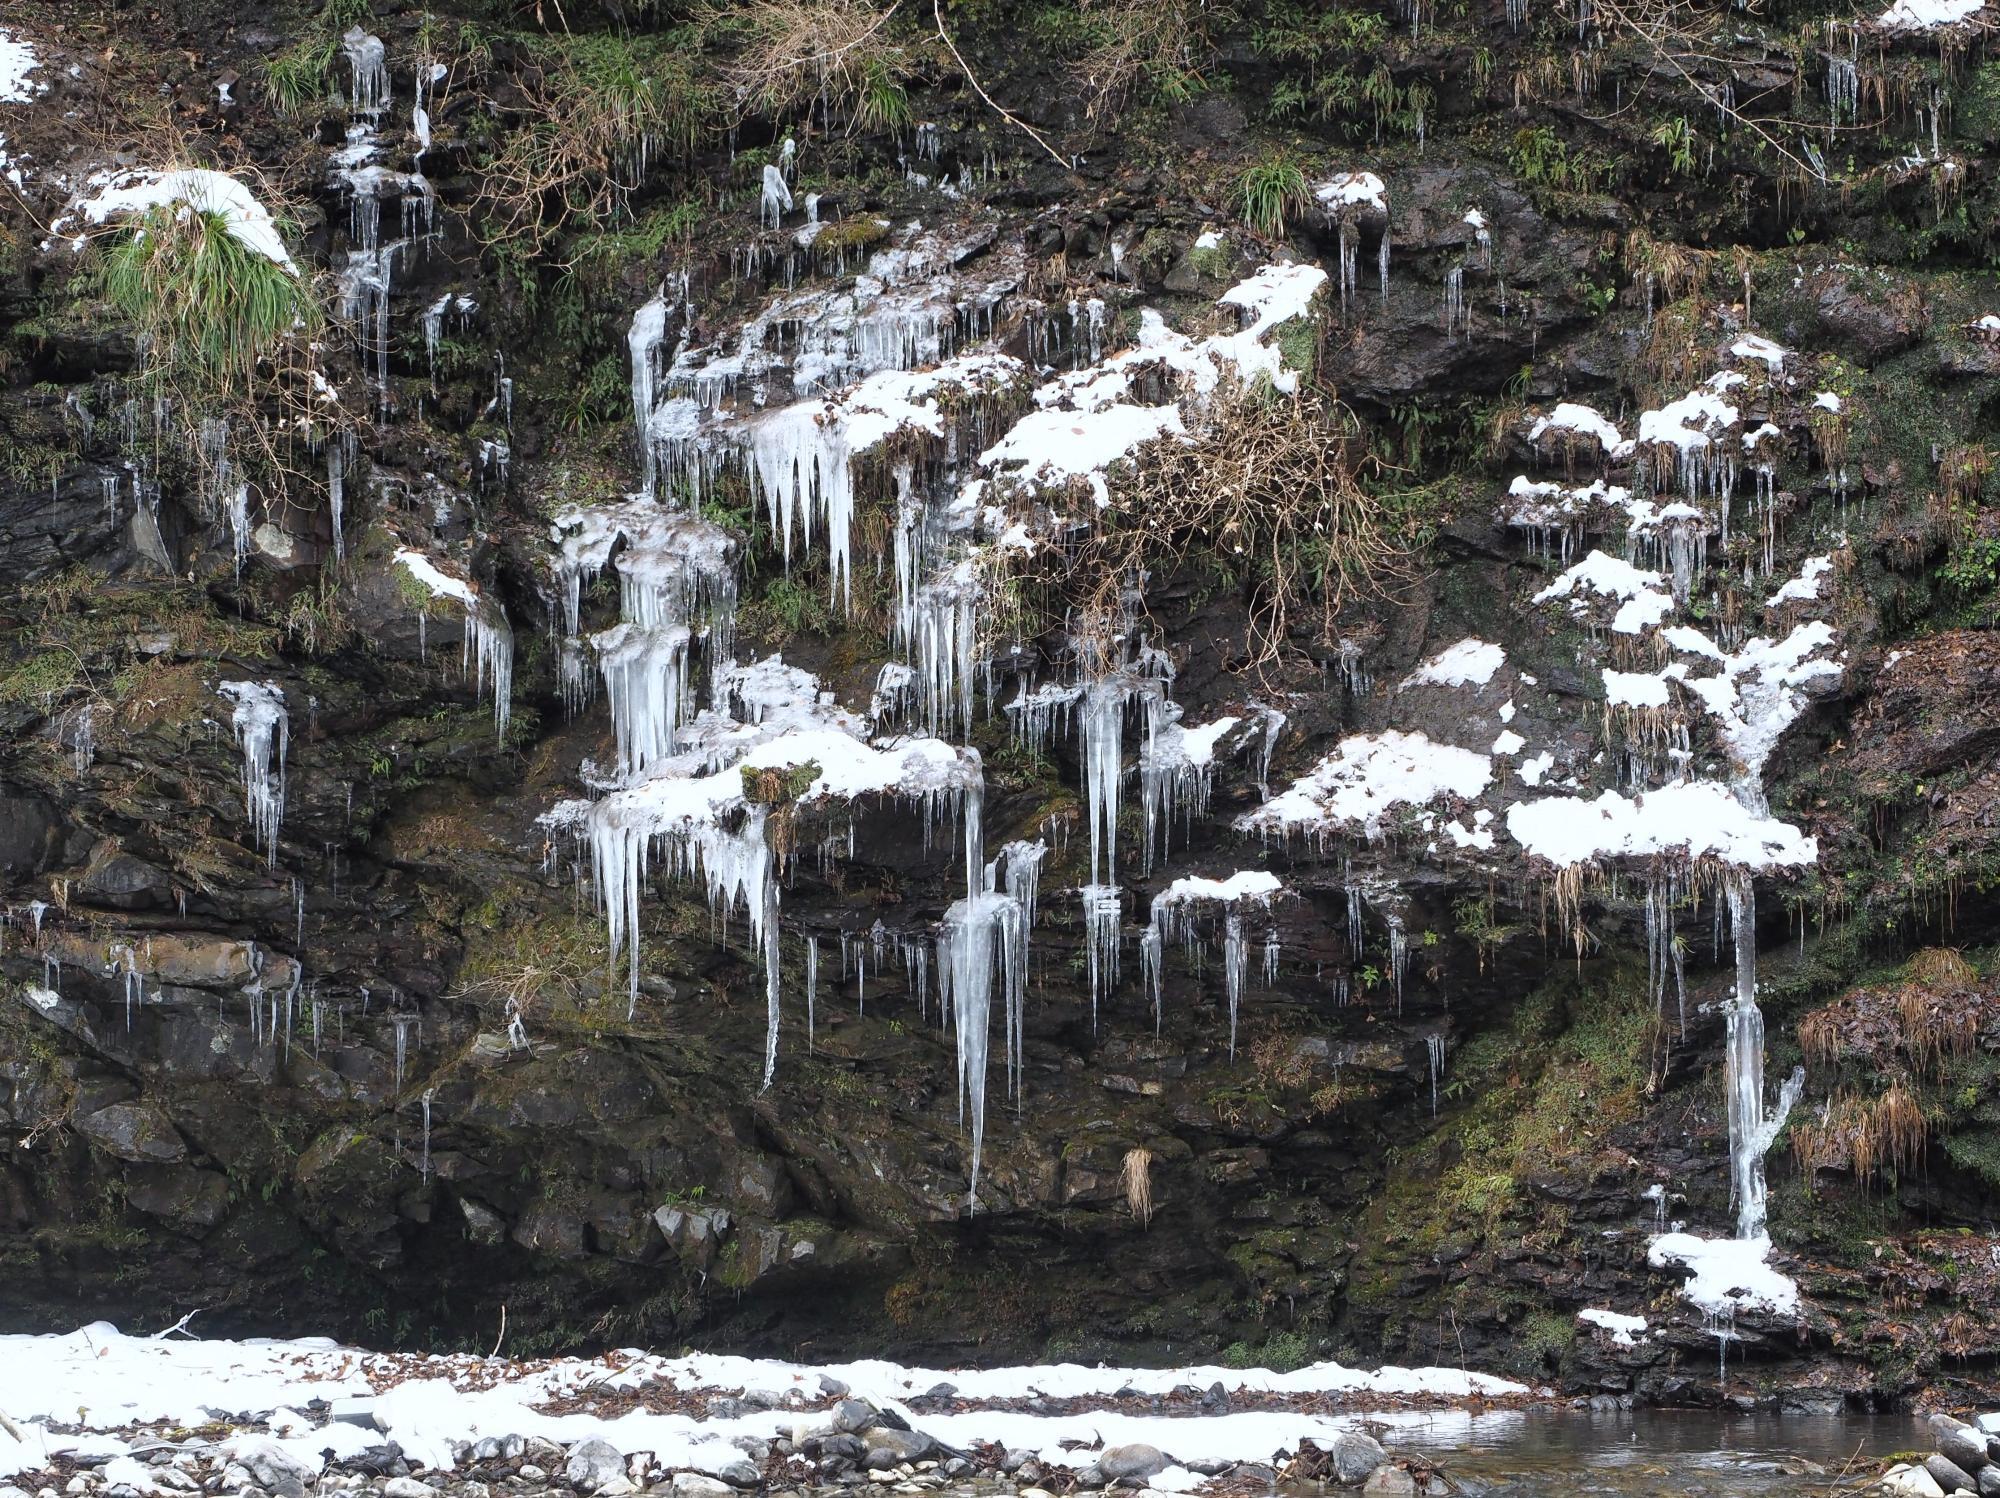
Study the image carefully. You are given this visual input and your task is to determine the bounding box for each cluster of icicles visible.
[534,188,1364,1207]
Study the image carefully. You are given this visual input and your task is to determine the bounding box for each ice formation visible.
[218,682,288,864]
[393,549,515,741]
[1148,872,1285,1054]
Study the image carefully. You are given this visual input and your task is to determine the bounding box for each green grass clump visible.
[101,204,317,401]
[1235,155,1311,240]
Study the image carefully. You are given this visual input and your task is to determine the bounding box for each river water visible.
[1383,1409,1927,1495]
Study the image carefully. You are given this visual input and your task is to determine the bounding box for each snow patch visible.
[1506,781,1817,870]
[75,169,298,271]
[1402,638,1505,689]
[1240,731,1493,841]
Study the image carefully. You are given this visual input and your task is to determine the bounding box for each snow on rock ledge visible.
[1239,730,1493,842]
[1505,781,1817,871]
[1648,1232,1800,1317]
[1401,638,1505,689]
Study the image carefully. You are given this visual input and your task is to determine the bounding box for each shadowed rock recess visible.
[3,0,2000,1411]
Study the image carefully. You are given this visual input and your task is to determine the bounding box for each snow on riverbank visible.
[0,1325,1527,1484]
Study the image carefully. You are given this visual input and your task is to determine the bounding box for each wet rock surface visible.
[2,0,2000,1418]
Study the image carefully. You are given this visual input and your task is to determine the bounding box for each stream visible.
[1389,1409,1925,1495]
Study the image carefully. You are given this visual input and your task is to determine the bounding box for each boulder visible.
[1098,1445,1169,1482]
[830,1399,878,1434]
[669,1478,733,1498]
[76,1103,186,1164]
[860,1428,935,1464]
[566,1439,627,1491]
[232,1441,315,1493]
[381,1481,435,1498]
[1880,1464,1944,1498]
[1936,1423,1989,1478]
[1332,1433,1387,1486]
[1927,1454,1977,1497]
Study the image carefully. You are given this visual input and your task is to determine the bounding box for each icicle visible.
[419,1087,435,1179]
[806,935,819,1052]
[1427,1032,1446,1117]
[1724,870,1805,1240]
[1081,883,1121,1030]
[1222,910,1248,1058]
[937,892,1024,1212]
[760,164,793,229]
[219,683,288,864]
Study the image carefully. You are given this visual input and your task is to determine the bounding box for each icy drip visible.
[326,430,357,563]
[760,164,793,229]
[1645,872,1688,1029]
[419,1087,435,1179]
[1081,883,1122,1030]
[391,1013,416,1094]
[1387,914,1409,1010]
[1082,681,1126,885]
[1263,935,1280,986]
[593,802,774,1014]
[805,934,819,1051]
[744,403,857,609]
[1139,926,1164,1032]
[465,607,514,742]
[1137,713,1225,875]
[937,891,1025,1210]
[1427,1033,1446,1117]
[627,291,673,498]
[594,622,694,777]
[760,885,782,1090]
[220,683,287,864]
[910,563,982,740]
[1724,870,1805,1240]
[1442,266,1467,340]
[1826,56,1858,128]
[1222,910,1248,1058]
[342,29,389,119]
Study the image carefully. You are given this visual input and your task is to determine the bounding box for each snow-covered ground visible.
[0,1325,1529,1489]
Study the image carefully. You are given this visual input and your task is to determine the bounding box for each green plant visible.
[1235,155,1311,239]
[100,203,318,402]
[1649,115,1702,178]
[265,35,340,114]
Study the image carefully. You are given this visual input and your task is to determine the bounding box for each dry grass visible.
[1792,1082,1929,1186]
[1041,387,1414,674]
[1121,1146,1155,1226]
[704,0,915,134]
[1072,0,1210,120]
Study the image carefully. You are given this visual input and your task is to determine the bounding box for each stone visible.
[1927,1455,1978,1497]
[713,1465,760,1490]
[1331,1434,1387,1486]
[1938,1425,1989,1477]
[516,1470,546,1484]
[1097,1447,1168,1483]
[232,1443,314,1493]
[327,1398,381,1430]
[382,1482,435,1498]
[920,1384,956,1402]
[1072,1466,1103,1489]
[819,1377,851,1399]
[1881,1465,1946,1498]
[832,1400,879,1435]
[814,1437,864,1462]
[727,1439,768,1462]
[1977,1466,2000,1498]
[669,1478,733,1498]
[76,1103,187,1164]
[565,1443,627,1492]
[1361,1470,1417,1497]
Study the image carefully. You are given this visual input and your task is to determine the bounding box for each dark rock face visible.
[2,0,2000,1416]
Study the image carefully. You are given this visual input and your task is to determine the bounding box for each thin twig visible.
[931,0,1069,167]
